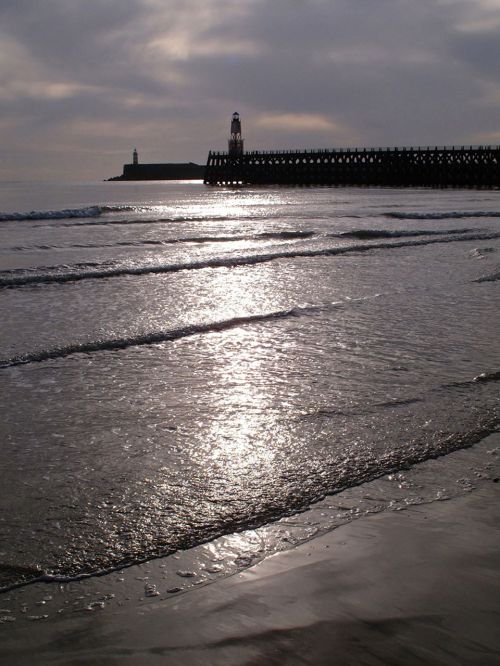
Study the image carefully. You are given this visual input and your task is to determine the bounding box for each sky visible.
[1,0,500,181]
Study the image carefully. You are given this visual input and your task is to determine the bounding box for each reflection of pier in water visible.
[204,114,500,187]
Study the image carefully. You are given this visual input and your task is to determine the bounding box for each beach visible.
[0,181,499,663]
[1,470,499,665]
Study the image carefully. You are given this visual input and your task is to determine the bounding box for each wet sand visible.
[1,481,499,666]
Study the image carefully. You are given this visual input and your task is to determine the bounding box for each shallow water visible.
[0,181,499,590]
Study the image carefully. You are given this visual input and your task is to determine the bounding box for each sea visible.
[0,180,499,615]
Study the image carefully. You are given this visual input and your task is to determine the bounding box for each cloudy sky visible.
[1,0,499,180]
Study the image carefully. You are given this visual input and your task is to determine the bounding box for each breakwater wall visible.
[111,163,205,181]
[204,145,500,187]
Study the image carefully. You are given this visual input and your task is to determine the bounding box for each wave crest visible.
[0,205,141,222]
[386,211,500,220]
[0,306,323,368]
[474,271,500,283]
[1,230,499,289]
[338,228,476,240]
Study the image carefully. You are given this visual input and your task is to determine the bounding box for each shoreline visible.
[1,472,499,664]
[1,433,498,598]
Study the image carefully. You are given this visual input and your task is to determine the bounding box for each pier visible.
[204,144,500,188]
[110,161,205,181]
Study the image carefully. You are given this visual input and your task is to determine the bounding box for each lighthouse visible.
[228,112,244,157]
[133,148,138,165]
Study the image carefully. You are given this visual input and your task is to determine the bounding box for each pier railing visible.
[208,145,498,156]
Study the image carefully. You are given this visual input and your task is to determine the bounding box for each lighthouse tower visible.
[133,148,138,165]
[228,112,244,157]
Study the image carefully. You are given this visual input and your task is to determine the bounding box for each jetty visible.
[204,114,500,188]
[109,149,205,181]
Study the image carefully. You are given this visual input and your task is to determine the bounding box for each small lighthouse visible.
[133,148,138,165]
[228,112,244,157]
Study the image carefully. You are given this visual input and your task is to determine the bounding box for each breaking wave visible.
[1,230,498,289]
[5,230,316,253]
[470,247,496,259]
[0,305,324,368]
[473,370,500,383]
[386,211,500,220]
[0,210,317,228]
[474,271,500,283]
[337,228,477,240]
[53,213,309,228]
[0,205,142,222]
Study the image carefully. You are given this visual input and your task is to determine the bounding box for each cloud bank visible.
[1,0,499,179]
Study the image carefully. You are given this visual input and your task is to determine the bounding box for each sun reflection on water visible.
[150,188,293,225]
[191,265,291,493]
[150,187,304,520]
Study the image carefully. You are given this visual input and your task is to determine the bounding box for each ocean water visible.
[0,180,499,596]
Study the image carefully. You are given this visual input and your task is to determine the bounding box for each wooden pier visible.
[204,145,500,188]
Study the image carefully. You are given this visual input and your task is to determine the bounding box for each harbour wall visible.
[110,163,205,181]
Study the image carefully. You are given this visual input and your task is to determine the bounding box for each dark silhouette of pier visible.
[204,144,500,188]
[110,160,204,181]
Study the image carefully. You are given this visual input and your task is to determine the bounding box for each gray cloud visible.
[1,0,499,180]
[450,27,500,83]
